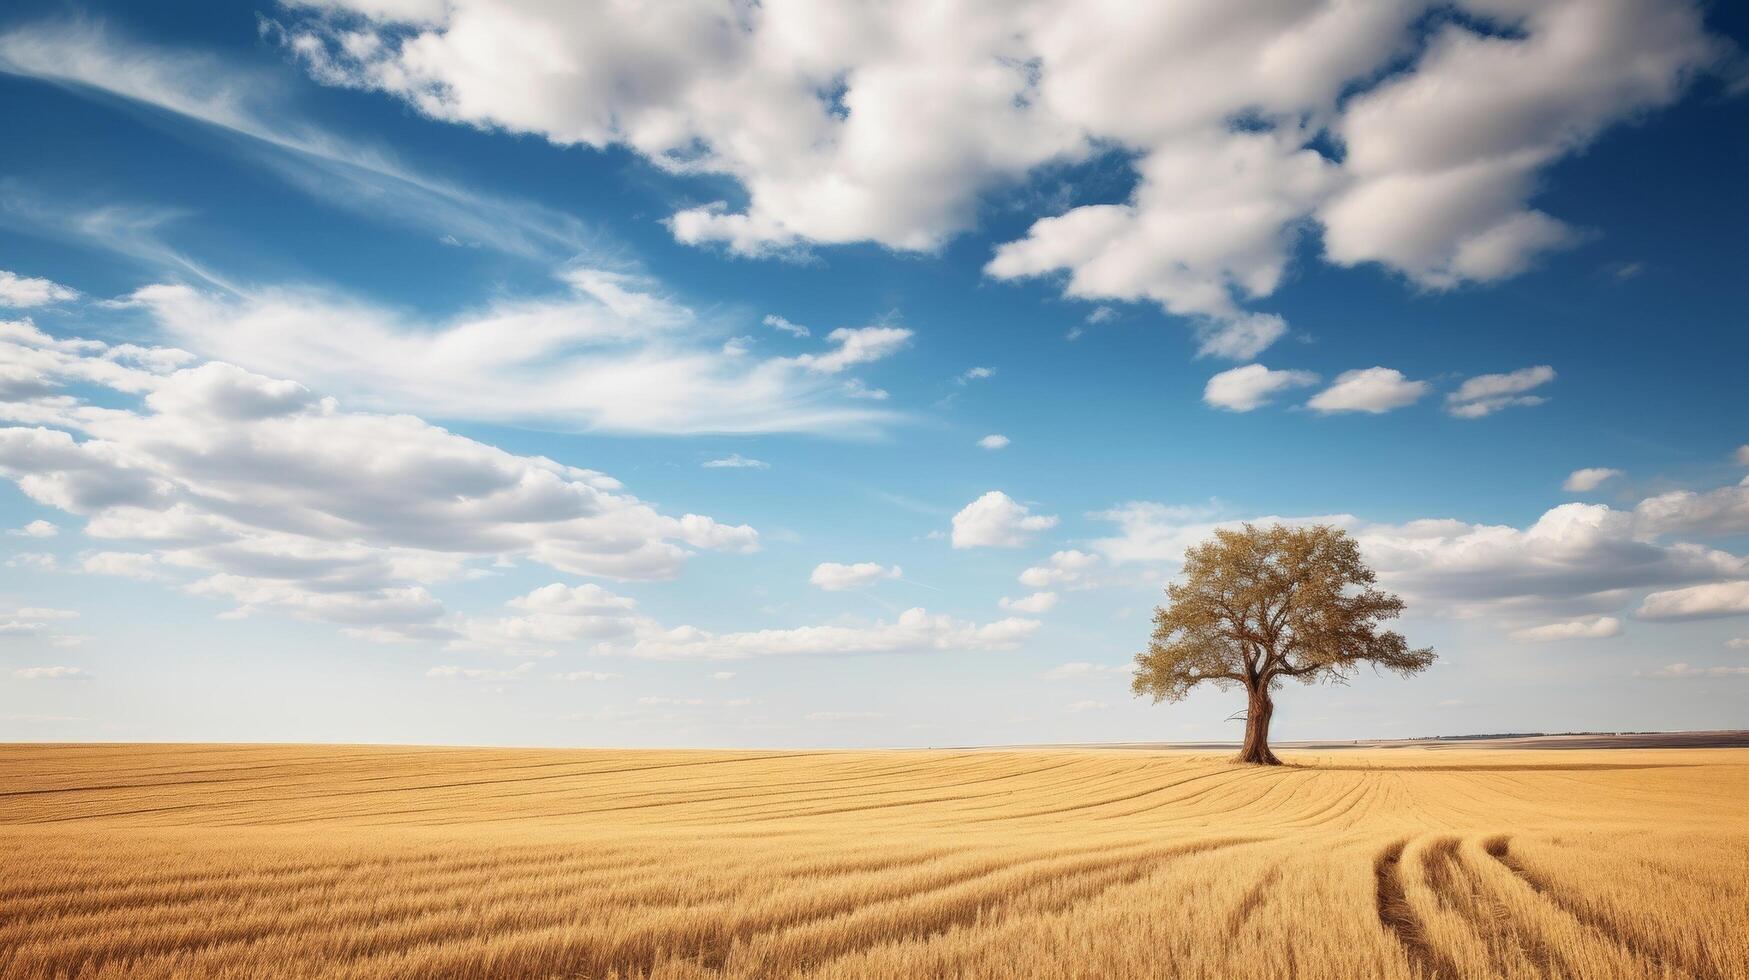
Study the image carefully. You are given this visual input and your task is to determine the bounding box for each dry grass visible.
[1,743,1744,979]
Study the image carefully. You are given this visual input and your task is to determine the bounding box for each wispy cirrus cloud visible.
[128,275,908,436]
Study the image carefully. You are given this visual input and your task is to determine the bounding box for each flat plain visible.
[1,743,1744,979]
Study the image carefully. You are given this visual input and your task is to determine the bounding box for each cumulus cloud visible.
[1203,364,1318,412]
[702,454,768,470]
[0,325,757,640]
[1019,549,1105,590]
[986,130,1329,358]
[1737,445,1749,466]
[8,519,57,537]
[1510,616,1622,642]
[274,1,1723,356]
[1637,581,1749,620]
[1633,481,1749,537]
[810,561,901,591]
[0,271,78,308]
[1564,468,1622,493]
[1087,498,1747,622]
[977,434,1010,450]
[1320,1,1717,288]
[958,367,996,384]
[1446,366,1555,418]
[950,491,1058,549]
[1307,367,1429,414]
[999,592,1058,614]
[444,583,643,657]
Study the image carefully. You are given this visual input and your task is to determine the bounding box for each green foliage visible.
[1132,523,1435,704]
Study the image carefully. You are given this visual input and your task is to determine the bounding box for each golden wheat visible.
[1,743,1744,978]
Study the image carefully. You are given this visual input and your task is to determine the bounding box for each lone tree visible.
[1132,523,1434,765]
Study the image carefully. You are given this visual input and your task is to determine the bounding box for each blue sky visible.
[0,0,1745,747]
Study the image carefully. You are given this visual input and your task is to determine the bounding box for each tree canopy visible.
[1132,523,1434,764]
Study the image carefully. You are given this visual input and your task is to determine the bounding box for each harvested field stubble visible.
[1,743,1744,978]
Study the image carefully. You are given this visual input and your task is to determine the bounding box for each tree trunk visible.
[1236,684,1281,765]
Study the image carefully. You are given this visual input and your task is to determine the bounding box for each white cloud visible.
[1307,367,1428,414]
[810,561,901,591]
[999,592,1058,614]
[0,22,601,267]
[1064,699,1109,713]
[553,670,621,682]
[1019,549,1104,590]
[8,519,57,537]
[130,279,908,437]
[427,662,536,681]
[958,366,996,384]
[1342,508,1742,617]
[18,3,1723,360]
[1736,445,1749,466]
[1203,364,1318,412]
[1321,1,1717,288]
[1041,661,1128,681]
[789,326,913,375]
[1633,481,1749,537]
[1637,581,1749,621]
[1646,662,1749,678]
[446,583,642,656]
[82,552,169,581]
[1446,366,1555,418]
[7,552,56,570]
[1564,468,1622,493]
[977,434,1010,450]
[13,665,90,680]
[762,314,810,338]
[7,607,77,620]
[841,379,889,401]
[0,606,84,649]
[1088,498,1747,622]
[711,670,736,680]
[0,271,78,308]
[951,491,1058,549]
[444,582,1037,662]
[625,607,1040,661]
[0,326,757,639]
[1066,306,1117,341]
[702,454,768,470]
[1510,616,1622,642]
[986,130,1332,358]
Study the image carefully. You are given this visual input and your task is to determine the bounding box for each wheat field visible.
[1,743,1744,979]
